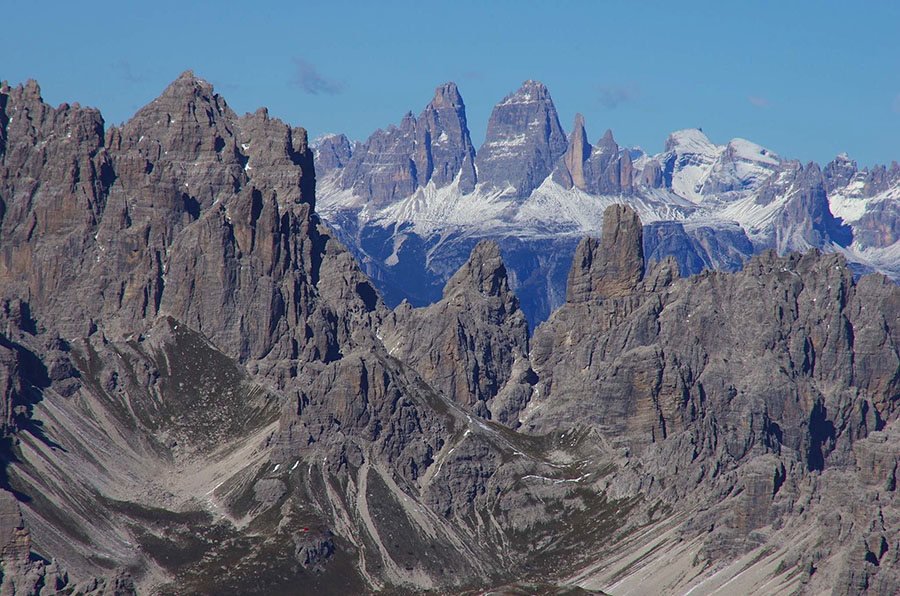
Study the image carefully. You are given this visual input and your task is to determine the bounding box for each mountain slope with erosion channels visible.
[1,73,899,595]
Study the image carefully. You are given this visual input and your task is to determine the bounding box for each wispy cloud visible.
[893,93,900,114]
[110,60,148,84]
[597,83,640,109]
[292,57,343,96]
[748,95,772,109]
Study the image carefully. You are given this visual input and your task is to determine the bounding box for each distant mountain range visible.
[314,80,900,326]
[3,71,900,595]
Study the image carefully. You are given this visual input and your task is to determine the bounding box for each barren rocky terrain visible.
[1,72,899,595]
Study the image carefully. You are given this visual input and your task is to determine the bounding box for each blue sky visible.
[3,1,899,167]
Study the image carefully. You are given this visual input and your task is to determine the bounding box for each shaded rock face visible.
[414,82,477,193]
[6,73,900,596]
[566,204,644,303]
[553,113,589,190]
[0,71,398,593]
[382,240,530,418]
[642,220,754,277]
[0,71,339,362]
[314,133,353,175]
[824,152,858,193]
[475,80,567,199]
[756,161,853,252]
[856,200,900,247]
[508,204,900,594]
[340,110,418,206]
[553,119,635,196]
[0,73,643,595]
[862,162,900,197]
[334,82,477,204]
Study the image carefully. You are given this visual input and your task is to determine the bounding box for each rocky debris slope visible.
[501,204,900,594]
[3,73,900,596]
[0,71,397,593]
[0,73,652,595]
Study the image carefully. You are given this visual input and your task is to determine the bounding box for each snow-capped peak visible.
[665,128,718,156]
[726,138,780,166]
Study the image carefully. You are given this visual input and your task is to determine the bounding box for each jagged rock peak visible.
[21,78,42,100]
[824,152,859,192]
[443,239,512,299]
[416,82,477,192]
[664,128,715,154]
[0,78,42,101]
[476,79,567,198]
[499,79,553,105]
[595,128,618,155]
[314,133,353,174]
[566,204,644,303]
[399,110,416,128]
[430,81,464,108]
[556,113,591,189]
[159,69,215,101]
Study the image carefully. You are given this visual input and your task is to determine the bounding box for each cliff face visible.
[381,240,530,419]
[0,72,397,593]
[2,75,900,596]
[511,205,900,593]
[475,80,567,199]
[332,82,477,205]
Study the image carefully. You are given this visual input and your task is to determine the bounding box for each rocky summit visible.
[315,80,900,329]
[2,73,900,596]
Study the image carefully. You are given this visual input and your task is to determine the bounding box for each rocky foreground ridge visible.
[315,80,897,328]
[1,73,900,595]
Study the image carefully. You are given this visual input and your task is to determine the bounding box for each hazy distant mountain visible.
[3,73,900,596]
[315,80,898,326]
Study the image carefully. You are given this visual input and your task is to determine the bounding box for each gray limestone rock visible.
[382,240,530,416]
[332,82,477,204]
[566,204,644,303]
[511,203,900,593]
[340,110,418,206]
[414,82,477,193]
[754,160,852,251]
[552,122,634,196]
[553,113,590,190]
[314,133,353,176]
[6,71,900,596]
[824,152,858,193]
[475,80,567,199]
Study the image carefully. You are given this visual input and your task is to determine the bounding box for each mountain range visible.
[1,72,899,595]
[314,80,900,326]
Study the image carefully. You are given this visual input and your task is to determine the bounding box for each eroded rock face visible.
[414,82,477,193]
[382,240,530,418]
[314,133,353,176]
[0,73,629,595]
[566,204,644,303]
[475,80,567,199]
[0,71,394,593]
[755,160,853,252]
[506,203,900,593]
[552,119,635,196]
[5,73,900,596]
[334,82,478,204]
